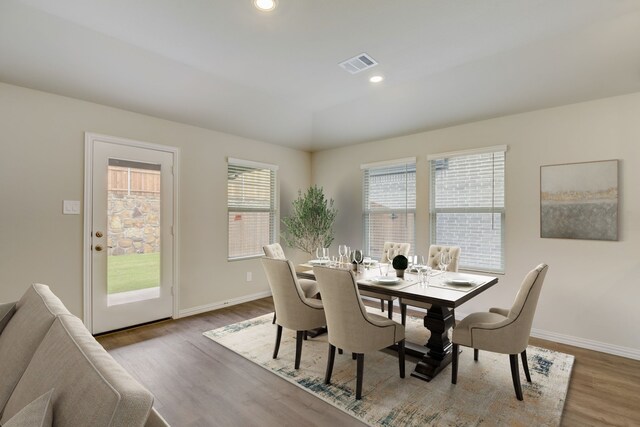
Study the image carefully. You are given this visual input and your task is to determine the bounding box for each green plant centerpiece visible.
[281,186,338,255]
[392,255,409,278]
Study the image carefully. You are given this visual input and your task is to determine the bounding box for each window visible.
[363,158,416,260]
[227,158,278,260]
[429,146,506,272]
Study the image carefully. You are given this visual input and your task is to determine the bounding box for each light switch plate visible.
[63,200,81,215]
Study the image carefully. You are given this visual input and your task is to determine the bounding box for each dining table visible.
[296,262,499,382]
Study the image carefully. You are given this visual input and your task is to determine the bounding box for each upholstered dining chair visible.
[399,245,460,326]
[360,242,411,319]
[451,264,549,401]
[261,257,326,369]
[263,243,319,324]
[313,266,405,400]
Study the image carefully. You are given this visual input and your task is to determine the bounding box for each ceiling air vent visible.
[339,53,378,74]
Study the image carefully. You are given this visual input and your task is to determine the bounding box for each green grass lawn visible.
[108,252,160,294]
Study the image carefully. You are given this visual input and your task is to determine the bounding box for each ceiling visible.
[2,0,640,152]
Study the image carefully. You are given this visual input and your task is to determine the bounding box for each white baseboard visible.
[178,290,272,318]
[530,328,640,361]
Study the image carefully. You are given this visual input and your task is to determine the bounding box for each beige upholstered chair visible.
[360,242,411,319]
[399,245,460,325]
[451,264,548,400]
[380,242,411,264]
[261,257,326,369]
[313,266,405,400]
[263,243,319,324]
[262,242,286,259]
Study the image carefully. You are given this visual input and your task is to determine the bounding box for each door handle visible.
[93,245,113,252]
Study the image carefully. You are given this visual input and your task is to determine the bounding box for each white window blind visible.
[227,158,278,260]
[429,148,505,272]
[363,159,416,260]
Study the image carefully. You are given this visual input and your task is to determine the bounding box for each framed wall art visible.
[540,159,618,241]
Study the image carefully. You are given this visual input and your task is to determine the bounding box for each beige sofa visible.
[0,284,169,427]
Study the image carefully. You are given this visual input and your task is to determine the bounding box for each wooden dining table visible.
[297,263,499,382]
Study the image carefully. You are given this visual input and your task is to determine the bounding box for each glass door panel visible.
[106,159,162,306]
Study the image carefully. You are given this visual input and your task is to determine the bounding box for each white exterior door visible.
[87,135,175,334]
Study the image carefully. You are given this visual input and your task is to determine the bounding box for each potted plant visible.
[281,186,338,255]
[392,255,409,278]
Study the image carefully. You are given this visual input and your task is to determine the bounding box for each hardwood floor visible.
[97,298,640,427]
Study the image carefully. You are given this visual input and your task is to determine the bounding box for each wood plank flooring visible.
[97,298,640,427]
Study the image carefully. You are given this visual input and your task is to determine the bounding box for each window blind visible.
[227,158,277,260]
[363,159,416,260]
[429,148,505,272]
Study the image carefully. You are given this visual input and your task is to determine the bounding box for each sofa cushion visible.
[1,315,154,427]
[0,302,16,335]
[3,389,53,427]
[0,284,70,413]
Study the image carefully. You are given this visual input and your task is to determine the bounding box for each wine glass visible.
[338,244,348,265]
[440,251,451,274]
[353,249,363,272]
[385,249,396,275]
[315,247,328,262]
[387,248,397,264]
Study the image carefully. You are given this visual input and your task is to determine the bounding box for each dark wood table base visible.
[410,305,455,382]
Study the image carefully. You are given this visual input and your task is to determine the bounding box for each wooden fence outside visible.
[108,166,160,195]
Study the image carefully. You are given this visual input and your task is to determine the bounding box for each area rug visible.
[203,310,573,426]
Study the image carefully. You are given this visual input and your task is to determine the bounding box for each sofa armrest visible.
[145,408,170,427]
[0,302,17,335]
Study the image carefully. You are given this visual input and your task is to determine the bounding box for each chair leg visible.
[387,300,393,319]
[272,312,276,324]
[273,325,282,359]
[400,303,407,326]
[356,354,364,400]
[380,299,385,312]
[521,350,532,382]
[474,348,479,361]
[295,331,304,369]
[325,344,336,384]
[398,339,405,378]
[303,330,308,341]
[451,343,459,384]
[510,354,524,401]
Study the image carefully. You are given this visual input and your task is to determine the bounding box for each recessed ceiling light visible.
[254,0,277,12]
[369,75,384,83]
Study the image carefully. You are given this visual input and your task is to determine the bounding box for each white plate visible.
[446,279,475,286]
[308,259,329,265]
[372,276,400,284]
[363,260,378,265]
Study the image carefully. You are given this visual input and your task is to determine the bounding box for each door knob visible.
[95,245,103,252]
[95,231,103,238]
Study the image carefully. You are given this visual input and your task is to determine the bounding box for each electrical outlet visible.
[246,272,252,282]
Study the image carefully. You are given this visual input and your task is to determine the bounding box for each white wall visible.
[312,92,640,358]
[0,82,311,317]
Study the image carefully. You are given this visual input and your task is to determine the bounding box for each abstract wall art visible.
[540,160,618,240]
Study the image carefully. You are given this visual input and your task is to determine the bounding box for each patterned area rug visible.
[203,310,573,426]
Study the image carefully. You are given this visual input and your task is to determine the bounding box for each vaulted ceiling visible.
[2,0,640,151]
